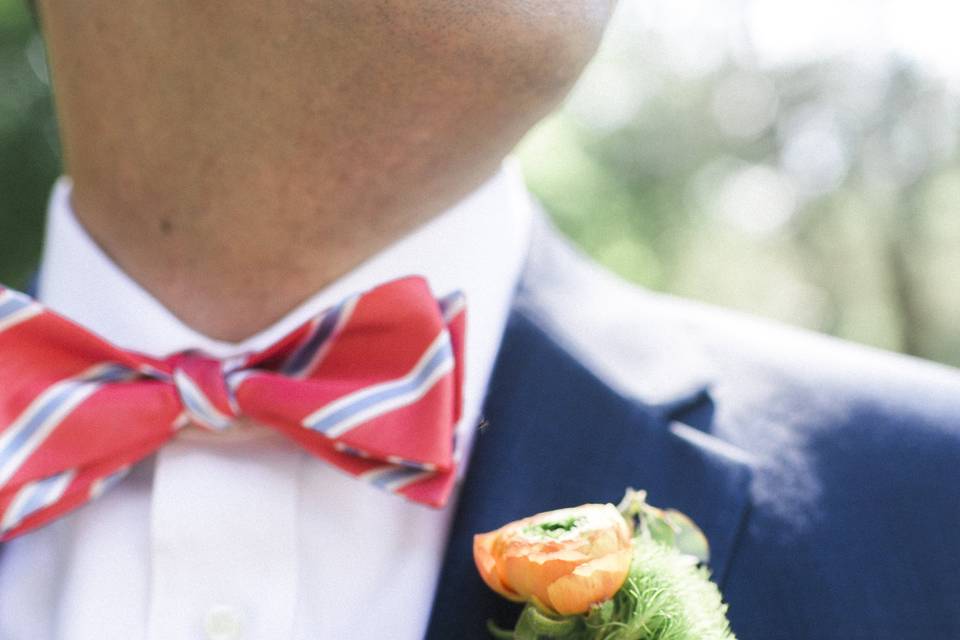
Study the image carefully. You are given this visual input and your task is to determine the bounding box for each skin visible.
[36,0,617,340]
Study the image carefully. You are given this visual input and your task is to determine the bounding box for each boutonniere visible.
[473,489,735,639]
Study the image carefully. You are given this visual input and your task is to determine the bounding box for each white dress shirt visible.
[0,161,533,640]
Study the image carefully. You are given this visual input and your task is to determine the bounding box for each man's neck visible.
[68,154,502,341]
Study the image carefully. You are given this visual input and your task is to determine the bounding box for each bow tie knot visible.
[167,353,243,432]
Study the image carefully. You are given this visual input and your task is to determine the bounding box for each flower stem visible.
[513,606,579,639]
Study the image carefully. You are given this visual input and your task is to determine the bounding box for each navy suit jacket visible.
[426,216,960,639]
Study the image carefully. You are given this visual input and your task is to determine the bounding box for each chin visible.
[428,0,619,101]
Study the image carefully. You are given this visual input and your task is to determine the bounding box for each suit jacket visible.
[426,215,960,639]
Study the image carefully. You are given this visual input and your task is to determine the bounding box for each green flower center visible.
[524,516,584,539]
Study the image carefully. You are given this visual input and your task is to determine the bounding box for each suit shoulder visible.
[518,216,960,440]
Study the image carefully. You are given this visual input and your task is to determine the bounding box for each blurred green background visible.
[1,0,958,367]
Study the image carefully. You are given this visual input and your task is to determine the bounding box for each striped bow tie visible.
[0,277,466,541]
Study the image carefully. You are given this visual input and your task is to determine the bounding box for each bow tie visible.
[0,277,466,541]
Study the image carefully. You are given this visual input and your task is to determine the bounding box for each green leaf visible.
[645,514,676,548]
[513,606,579,640]
[664,509,710,564]
[617,488,711,564]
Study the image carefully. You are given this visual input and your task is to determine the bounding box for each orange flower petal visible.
[545,548,633,616]
[503,551,586,612]
[474,533,525,602]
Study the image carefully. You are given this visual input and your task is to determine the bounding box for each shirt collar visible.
[37,158,534,452]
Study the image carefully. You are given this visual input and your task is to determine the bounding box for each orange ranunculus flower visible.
[473,503,633,616]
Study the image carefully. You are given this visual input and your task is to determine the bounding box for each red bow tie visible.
[0,277,466,541]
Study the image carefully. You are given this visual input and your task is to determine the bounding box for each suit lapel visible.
[425,310,753,639]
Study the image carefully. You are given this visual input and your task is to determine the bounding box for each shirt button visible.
[203,604,243,640]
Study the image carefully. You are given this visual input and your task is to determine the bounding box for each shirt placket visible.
[147,426,300,640]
